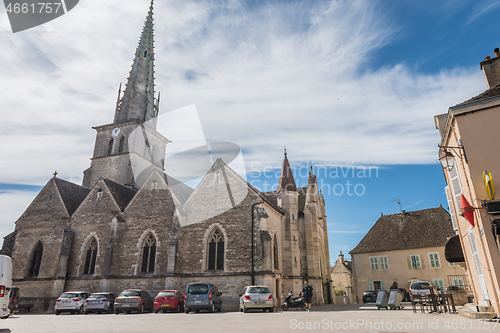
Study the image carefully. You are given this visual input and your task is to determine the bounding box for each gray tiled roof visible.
[350,207,454,254]
[454,83,500,107]
[103,178,137,211]
[54,178,91,216]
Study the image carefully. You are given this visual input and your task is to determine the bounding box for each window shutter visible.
[368,281,374,291]
[380,281,385,290]
[420,256,425,268]
[449,167,463,217]
[407,256,412,269]
[445,186,458,231]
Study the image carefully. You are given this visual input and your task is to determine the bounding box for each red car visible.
[154,290,184,313]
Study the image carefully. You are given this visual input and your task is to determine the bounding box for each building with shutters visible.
[0,1,333,312]
[349,207,465,303]
[434,49,500,316]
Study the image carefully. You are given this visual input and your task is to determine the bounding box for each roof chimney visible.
[480,48,500,88]
[338,251,344,263]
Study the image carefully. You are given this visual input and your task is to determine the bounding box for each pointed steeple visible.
[114,0,157,126]
[277,147,297,192]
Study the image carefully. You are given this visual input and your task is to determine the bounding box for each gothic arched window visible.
[144,50,148,58]
[118,136,125,154]
[273,236,279,270]
[140,233,156,273]
[107,138,114,156]
[207,228,224,270]
[83,238,98,275]
[27,241,43,277]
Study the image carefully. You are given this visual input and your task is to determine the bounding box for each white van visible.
[0,255,12,319]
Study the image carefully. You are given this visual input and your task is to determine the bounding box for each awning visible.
[445,235,465,263]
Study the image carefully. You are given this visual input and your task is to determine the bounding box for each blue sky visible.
[0,0,499,264]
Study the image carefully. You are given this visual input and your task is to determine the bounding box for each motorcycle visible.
[282,292,307,311]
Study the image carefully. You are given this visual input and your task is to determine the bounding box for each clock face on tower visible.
[111,127,121,138]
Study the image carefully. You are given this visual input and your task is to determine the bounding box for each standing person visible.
[343,292,348,304]
[390,280,398,290]
[302,280,314,312]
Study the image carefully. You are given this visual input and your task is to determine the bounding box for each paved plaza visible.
[1,303,499,333]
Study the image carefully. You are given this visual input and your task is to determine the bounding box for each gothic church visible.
[1,2,332,311]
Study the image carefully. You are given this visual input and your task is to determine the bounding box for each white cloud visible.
[0,190,39,246]
[0,0,489,189]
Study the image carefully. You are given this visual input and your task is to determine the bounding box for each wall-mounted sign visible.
[358,278,367,283]
[483,170,496,200]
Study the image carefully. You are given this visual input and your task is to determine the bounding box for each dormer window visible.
[144,50,148,58]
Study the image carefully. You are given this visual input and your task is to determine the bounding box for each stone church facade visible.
[1,2,332,311]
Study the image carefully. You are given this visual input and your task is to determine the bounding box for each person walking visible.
[343,292,348,304]
[302,280,314,312]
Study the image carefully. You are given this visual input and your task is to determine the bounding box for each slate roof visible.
[260,186,307,214]
[102,178,137,211]
[277,156,297,192]
[164,173,194,205]
[53,178,91,216]
[350,207,454,254]
[454,83,500,107]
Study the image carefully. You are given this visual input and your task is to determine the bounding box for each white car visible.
[55,291,90,315]
[0,256,12,319]
[239,286,274,312]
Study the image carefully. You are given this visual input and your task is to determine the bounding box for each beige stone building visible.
[0,2,332,311]
[434,50,500,315]
[330,252,354,302]
[350,207,465,303]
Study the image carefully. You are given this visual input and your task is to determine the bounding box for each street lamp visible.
[438,143,468,171]
[439,150,455,171]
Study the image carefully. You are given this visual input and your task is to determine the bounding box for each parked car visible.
[8,287,19,314]
[362,291,377,303]
[0,255,12,319]
[114,289,154,314]
[398,288,410,302]
[239,285,274,312]
[154,290,184,313]
[409,281,431,297]
[184,283,222,313]
[84,292,116,314]
[55,291,90,315]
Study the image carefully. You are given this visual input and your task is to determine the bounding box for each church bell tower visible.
[82,1,169,189]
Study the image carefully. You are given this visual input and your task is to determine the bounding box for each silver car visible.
[84,292,116,314]
[55,291,90,315]
[239,286,274,312]
[409,281,432,296]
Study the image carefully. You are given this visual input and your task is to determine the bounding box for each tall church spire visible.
[114,0,157,126]
[277,148,297,192]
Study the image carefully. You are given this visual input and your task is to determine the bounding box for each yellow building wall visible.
[352,246,465,302]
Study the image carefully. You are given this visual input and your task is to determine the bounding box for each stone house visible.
[0,2,332,311]
[330,252,354,302]
[350,207,465,303]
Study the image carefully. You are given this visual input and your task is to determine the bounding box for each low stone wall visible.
[448,290,471,306]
